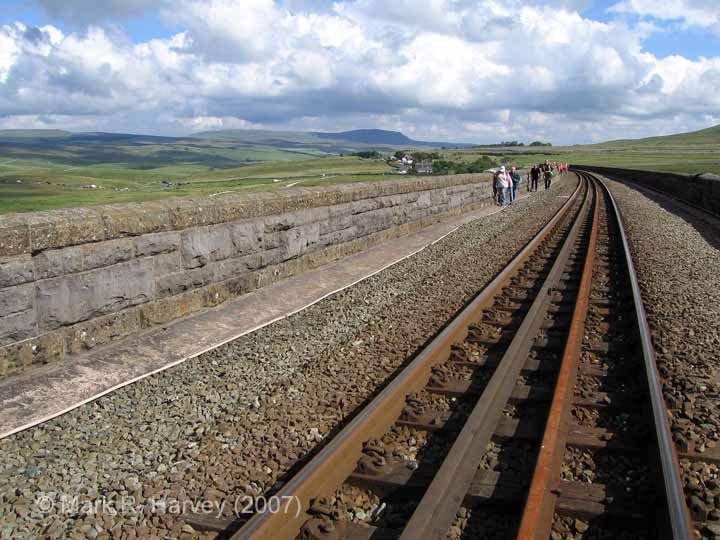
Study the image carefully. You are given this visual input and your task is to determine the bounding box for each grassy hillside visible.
[191,128,470,153]
[456,124,720,175]
[0,129,470,214]
[600,123,720,146]
[191,129,379,156]
[1,124,717,215]
[0,153,395,214]
[0,129,72,139]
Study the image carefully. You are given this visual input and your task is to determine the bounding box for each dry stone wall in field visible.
[0,174,494,379]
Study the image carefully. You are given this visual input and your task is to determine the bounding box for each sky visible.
[0,0,719,144]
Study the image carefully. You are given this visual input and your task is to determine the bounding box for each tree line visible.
[473,141,552,147]
[431,156,495,174]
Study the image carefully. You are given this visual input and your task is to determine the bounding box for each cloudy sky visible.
[0,0,719,144]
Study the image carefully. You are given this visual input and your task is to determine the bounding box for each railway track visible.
[197,172,695,540]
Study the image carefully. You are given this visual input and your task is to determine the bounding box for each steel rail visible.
[399,177,593,540]
[515,173,599,540]
[596,173,694,540]
[231,178,584,540]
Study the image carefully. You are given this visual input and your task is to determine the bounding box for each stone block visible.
[34,238,136,279]
[0,310,38,344]
[354,207,395,236]
[100,202,172,239]
[32,249,74,280]
[140,288,208,326]
[167,199,225,230]
[152,251,184,278]
[319,214,352,235]
[36,258,155,331]
[27,208,106,253]
[0,255,34,287]
[261,247,285,267]
[318,226,359,247]
[0,340,33,376]
[229,221,264,256]
[205,273,256,307]
[66,308,143,355]
[180,225,234,269]
[378,193,416,209]
[0,283,34,315]
[155,265,214,298]
[211,254,262,282]
[279,222,320,260]
[348,199,381,216]
[30,331,66,366]
[135,231,181,257]
[2,330,66,371]
[416,192,433,208]
[263,212,300,233]
[0,218,31,257]
[139,297,184,326]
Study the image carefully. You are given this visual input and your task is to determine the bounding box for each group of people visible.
[493,165,521,206]
[493,160,569,206]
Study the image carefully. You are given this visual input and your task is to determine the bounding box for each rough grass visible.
[456,125,720,176]
[1,125,718,215]
[0,157,397,214]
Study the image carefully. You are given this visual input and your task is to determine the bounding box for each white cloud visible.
[0,27,20,84]
[0,0,718,143]
[177,115,261,131]
[609,0,720,35]
[164,0,279,63]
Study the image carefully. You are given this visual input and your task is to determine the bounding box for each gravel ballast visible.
[0,178,576,540]
[604,178,720,539]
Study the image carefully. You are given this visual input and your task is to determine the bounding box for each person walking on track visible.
[497,166,511,206]
[510,166,521,204]
[493,170,501,205]
[494,169,504,205]
[543,161,552,190]
[530,164,540,191]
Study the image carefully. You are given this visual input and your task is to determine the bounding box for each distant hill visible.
[0,129,73,139]
[0,130,189,144]
[591,123,720,147]
[314,129,416,146]
[0,127,472,151]
[192,128,473,149]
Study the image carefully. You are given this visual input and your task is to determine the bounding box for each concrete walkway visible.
[0,192,533,439]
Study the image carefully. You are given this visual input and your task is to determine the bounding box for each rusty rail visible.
[516,171,693,540]
[597,173,693,539]
[231,178,585,540]
[398,173,593,540]
[515,174,599,539]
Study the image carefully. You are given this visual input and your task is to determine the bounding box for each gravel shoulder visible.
[604,178,720,538]
[0,177,576,540]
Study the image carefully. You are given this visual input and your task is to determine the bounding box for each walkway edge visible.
[0,200,522,440]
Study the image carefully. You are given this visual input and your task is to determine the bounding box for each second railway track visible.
[193,172,696,540]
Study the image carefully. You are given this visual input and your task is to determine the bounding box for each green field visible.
[0,130,405,214]
[452,124,720,176]
[0,156,397,214]
[0,124,718,215]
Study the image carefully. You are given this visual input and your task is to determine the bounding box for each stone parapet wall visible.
[0,174,494,378]
[575,165,720,216]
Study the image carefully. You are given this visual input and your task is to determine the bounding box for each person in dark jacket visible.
[530,165,540,191]
[492,170,499,204]
[510,166,521,203]
[543,160,552,190]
